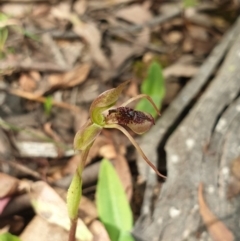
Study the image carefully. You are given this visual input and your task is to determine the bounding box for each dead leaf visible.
[73,21,110,69]
[167,31,183,44]
[163,82,181,105]
[163,56,199,79]
[110,42,135,69]
[230,156,240,180]
[19,73,38,92]
[198,183,234,241]
[29,181,93,241]
[0,173,19,198]
[99,144,117,159]
[227,156,240,198]
[74,0,87,15]
[48,63,91,89]
[20,215,69,241]
[115,4,152,24]
[89,220,111,241]
[79,196,98,225]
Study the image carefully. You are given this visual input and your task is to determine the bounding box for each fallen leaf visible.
[88,220,111,241]
[19,73,38,92]
[99,144,117,159]
[115,4,152,24]
[230,156,240,180]
[110,42,135,70]
[29,181,93,241]
[198,183,234,241]
[20,215,69,241]
[73,21,110,69]
[48,63,91,89]
[0,173,19,198]
[227,156,240,198]
[79,196,98,225]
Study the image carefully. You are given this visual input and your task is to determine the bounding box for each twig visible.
[7,88,80,112]
[109,8,182,34]
[0,159,41,179]
[0,60,68,72]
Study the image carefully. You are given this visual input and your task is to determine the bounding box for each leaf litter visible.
[0,0,239,240]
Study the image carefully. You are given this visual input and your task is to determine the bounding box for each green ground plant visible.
[67,80,166,241]
[96,159,134,241]
[136,61,165,118]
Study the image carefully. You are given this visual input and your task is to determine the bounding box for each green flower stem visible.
[67,145,91,241]
[105,124,166,179]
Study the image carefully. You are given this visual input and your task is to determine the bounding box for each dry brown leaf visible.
[73,21,110,69]
[20,215,69,241]
[79,196,98,225]
[0,173,19,198]
[48,63,90,89]
[230,156,240,180]
[198,183,234,241]
[167,31,183,44]
[88,220,111,241]
[163,63,198,78]
[62,154,82,176]
[29,181,93,241]
[227,156,240,198]
[19,74,36,92]
[43,122,63,143]
[109,42,135,69]
[99,144,117,159]
[73,0,87,15]
[115,4,152,24]
[164,82,181,105]
[125,81,139,98]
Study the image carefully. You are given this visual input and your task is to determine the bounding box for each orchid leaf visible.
[96,159,133,241]
[136,61,165,118]
[0,233,22,241]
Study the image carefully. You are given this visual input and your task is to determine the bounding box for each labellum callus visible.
[106,107,155,135]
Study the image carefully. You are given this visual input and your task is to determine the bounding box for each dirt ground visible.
[0,1,240,241]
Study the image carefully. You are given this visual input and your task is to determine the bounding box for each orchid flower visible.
[67,81,166,241]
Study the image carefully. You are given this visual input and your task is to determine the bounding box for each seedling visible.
[67,80,166,241]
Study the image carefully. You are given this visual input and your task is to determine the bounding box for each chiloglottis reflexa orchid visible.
[67,81,166,241]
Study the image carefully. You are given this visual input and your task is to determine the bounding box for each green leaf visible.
[0,233,22,241]
[43,96,53,116]
[136,61,165,118]
[96,159,133,241]
[23,30,40,41]
[183,0,198,8]
[119,231,135,241]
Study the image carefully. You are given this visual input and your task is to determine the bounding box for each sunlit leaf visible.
[183,0,198,8]
[43,96,53,116]
[119,231,135,241]
[96,159,133,241]
[0,233,22,241]
[136,61,165,118]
